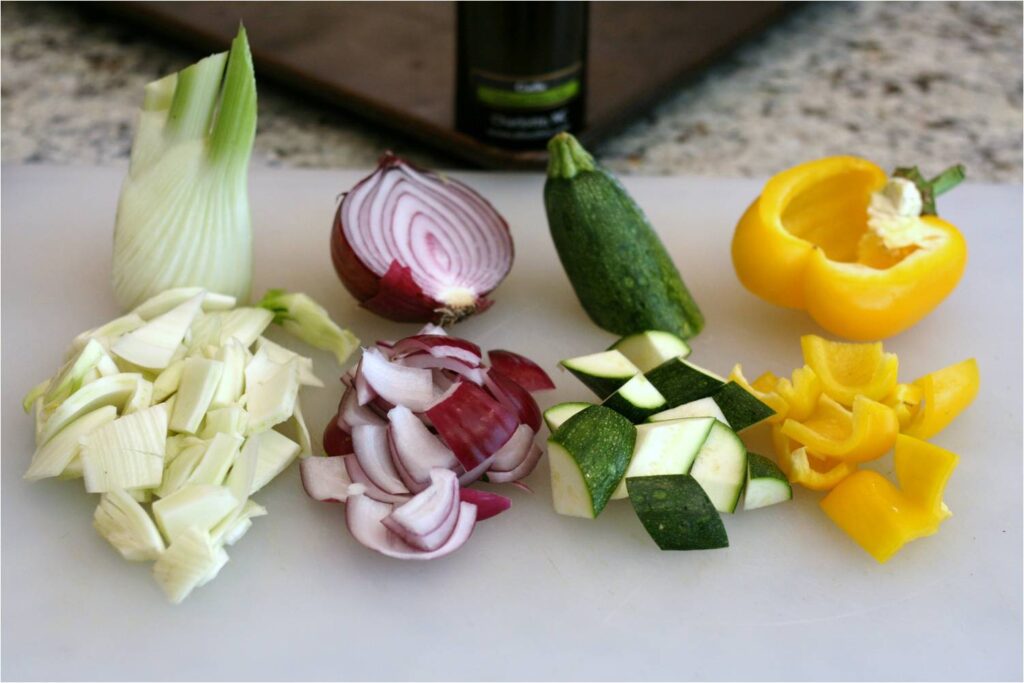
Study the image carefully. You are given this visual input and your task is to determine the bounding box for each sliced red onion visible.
[397,353,485,385]
[339,385,385,430]
[300,456,365,502]
[511,480,533,494]
[331,153,513,324]
[323,419,354,456]
[458,452,498,487]
[392,335,483,366]
[488,424,536,472]
[432,369,456,394]
[382,469,460,551]
[344,455,410,505]
[360,347,435,412]
[387,405,458,485]
[426,381,518,471]
[459,488,511,521]
[353,360,377,405]
[484,368,542,432]
[389,440,430,494]
[488,350,555,392]
[417,323,448,337]
[352,425,408,496]
[487,443,544,484]
[345,494,478,560]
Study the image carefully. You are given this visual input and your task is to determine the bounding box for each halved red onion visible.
[383,469,460,551]
[323,419,354,456]
[345,494,478,560]
[352,425,408,496]
[391,335,483,366]
[300,456,365,502]
[484,368,542,432]
[488,424,536,472]
[488,350,555,392]
[344,455,410,505]
[459,488,512,521]
[339,386,385,431]
[387,405,459,486]
[397,353,485,385]
[331,152,513,324]
[417,323,448,337]
[426,381,518,471]
[486,443,544,484]
[360,347,435,412]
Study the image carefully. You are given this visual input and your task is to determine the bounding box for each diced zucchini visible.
[744,453,792,510]
[245,358,300,434]
[689,421,747,513]
[560,350,640,399]
[152,527,229,604]
[111,293,204,370]
[187,432,243,486]
[610,330,691,373]
[37,373,141,445]
[152,484,239,544]
[602,374,666,423]
[626,474,728,550]
[247,429,302,494]
[133,287,236,320]
[25,406,118,481]
[711,382,775,432]
[648,396,729,426]
[81,404,169,493]
[645,356,725,408]
[542,402,592,432]
[170,357,225,434]
[610,417,715,499]
[93,489,165,561]
[548,405,636,518]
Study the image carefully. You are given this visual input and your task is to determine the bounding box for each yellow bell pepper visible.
[904,359,980,439]
[801,334,898,405]
[732,156,967,340]
[729,364,789,422]
[820,435,958,562]
[751,371,779,393]
[771,425,855,491]
[781,394,898,463]
[773,365,821,421]
[883,383,924,430]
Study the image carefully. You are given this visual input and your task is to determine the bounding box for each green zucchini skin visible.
[712,382,776,431]
[645,357,725,408]
[544,133,704,340]
[626,474,728,550]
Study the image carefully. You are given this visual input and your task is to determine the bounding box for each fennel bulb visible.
[112,27,257,311]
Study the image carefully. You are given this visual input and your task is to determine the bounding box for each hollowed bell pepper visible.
[732,156,967,340]
[771,425,855,491]
[820,434,957,562]
[781,394,899,463]
[904,358,980,439]
[801,334,898,405]
[773,365,821,421]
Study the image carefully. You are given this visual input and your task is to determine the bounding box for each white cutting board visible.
[2,166,1021,681]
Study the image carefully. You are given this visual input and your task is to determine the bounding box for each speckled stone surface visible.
[2,1,1021,180]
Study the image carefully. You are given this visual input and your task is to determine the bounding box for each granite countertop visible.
[2,1,1021,180]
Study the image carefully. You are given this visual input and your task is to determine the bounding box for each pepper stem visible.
[893,163,966,216]
[547,132,596,180]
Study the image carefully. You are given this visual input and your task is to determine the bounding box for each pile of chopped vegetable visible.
[546,330,787,551]
[733,334,978,561]
[22,287,358,602]
[301,324,554,559]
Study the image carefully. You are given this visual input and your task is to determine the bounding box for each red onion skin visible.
[488,350,556,392]
[426,382,519,471]
[330,153,510,324]
[459,488,511,521]
[323,419,354,457]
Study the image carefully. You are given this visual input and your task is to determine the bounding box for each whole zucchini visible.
[544,133,704,339]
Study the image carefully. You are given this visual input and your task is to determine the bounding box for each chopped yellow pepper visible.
[771,425,855,491]
[801,334,898,405]
[752,371,779,393]
[820,435,958,562]
[730,364,789,422]
[883,383,924,430]
[732,156,967,340]
[781,394,899,463]
[904,359,980,440]
[773,365,821,421]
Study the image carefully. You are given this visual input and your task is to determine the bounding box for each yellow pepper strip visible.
[781,394,899,463]
[730,364,789,422]
[732,156,967,340]
[883,383,924,430]
[752,371,779,393]
[820,435,957,562]
[771,425,855,490]
[773,365,821,421]
[801,334,898,405]
[904,358,980,440]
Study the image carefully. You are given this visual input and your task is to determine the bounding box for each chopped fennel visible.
[111,27,257,310]
[156,439,208,499]
[254,336,323,387]
[169,357,225,434]
[42,339,109,411]
[128,487,154,503]
[245,358,300,434]
[81,403,169,493]
[37,373,141,445]
[214,500,267,546]
[152,359,186,403]
[134,287,237,320]
[22,379,50,413]
[258,289,359,366]
[112,293,205,369]
[25,406,118,481]
[153,527,229,604]
[210,338,247,407]
[152,484,238,543]
[290,398,314,456]
[94,489,166,561]
[246,429,301,494]
[217,307,274,348]
[187,432,242,486]
[124,379,154,414]
[69,313,145,358]
[200,405,249,439]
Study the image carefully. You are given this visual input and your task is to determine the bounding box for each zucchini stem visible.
[546,132,596,180]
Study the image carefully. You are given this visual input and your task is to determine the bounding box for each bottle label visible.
[471,63,582,141]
